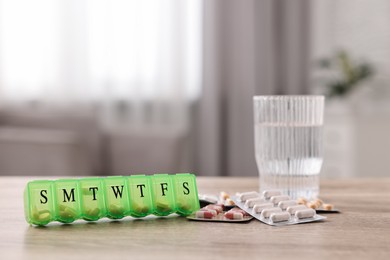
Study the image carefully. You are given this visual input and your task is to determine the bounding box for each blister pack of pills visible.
[296,197,340,213]
[232,191,326,226]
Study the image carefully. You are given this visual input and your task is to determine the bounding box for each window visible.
[0,0,202,103]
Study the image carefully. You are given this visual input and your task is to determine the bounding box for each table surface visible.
[1,177,390,259]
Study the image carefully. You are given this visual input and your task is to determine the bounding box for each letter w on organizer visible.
[111,185,124,199]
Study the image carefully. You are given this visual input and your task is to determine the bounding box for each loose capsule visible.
[239,191,259,202]
[270,195,290,205]
[286,205,307,215]
[270,211,290,223]
[253,203,274,214]
[245,198,266,208]
[278,200,297,210]
[224,211,244,220]
[263,190,281,200]
[295,208,316,219]
[322,203,334,211]
[260,207,282,218]
[195,210,215,219]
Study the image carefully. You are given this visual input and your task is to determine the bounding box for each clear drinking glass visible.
[253,95,324,200]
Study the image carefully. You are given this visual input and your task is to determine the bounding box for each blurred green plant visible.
[318,50,374,99]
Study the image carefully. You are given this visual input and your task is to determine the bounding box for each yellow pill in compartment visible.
[86,208,100,217]
[156,202,172,212]
[132,203,149,214]
[38,211,51,222]
[109,204,124,215]
[59,205,77,219]
[31,206,51,221]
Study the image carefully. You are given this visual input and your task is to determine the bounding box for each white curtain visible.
[0,0,202,129]
[196,0,311,176]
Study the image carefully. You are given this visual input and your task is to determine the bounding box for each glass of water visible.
[253,96,324,200]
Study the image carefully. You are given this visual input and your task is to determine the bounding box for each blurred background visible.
[0,0,389,178]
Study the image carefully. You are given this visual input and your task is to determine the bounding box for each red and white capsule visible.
[204,204,223,214]
[224,211,244,220]
[195,210,215,219]
[200,208,218,216]
[229,207,250,216]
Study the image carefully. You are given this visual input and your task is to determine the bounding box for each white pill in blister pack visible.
[286,205,307,215]
[260,207,282,218]
[239,191,259,202]
[295,208,316,219]
[245,198,266,208]
[232,190,326,226]
[252,203,274,214]
[270,211,291,223]
[278,200,297,210]
[262,190,281,200]
[270,195,290,205]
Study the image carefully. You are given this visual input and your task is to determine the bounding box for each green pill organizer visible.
[24,173,200,226]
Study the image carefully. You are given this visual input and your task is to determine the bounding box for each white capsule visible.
[286,205,307,215]
[270,195,290,205]
[295,208,316,219]
[253,203,274,214]
[239,191,260,202]
[278,200,297,210]
[270,212,291,223]
[260,207,282,218]
[262,190,282,200]
[245,198,266,208]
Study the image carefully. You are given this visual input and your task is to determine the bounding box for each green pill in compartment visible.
[24,180,55,226]
[54,179,81,223]
[152,174,176,216]
[127,175,154,217]
[103,176,130,219]
[172,173,200,216]
[80,178,106,221]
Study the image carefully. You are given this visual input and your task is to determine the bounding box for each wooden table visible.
[1,177,390,259]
